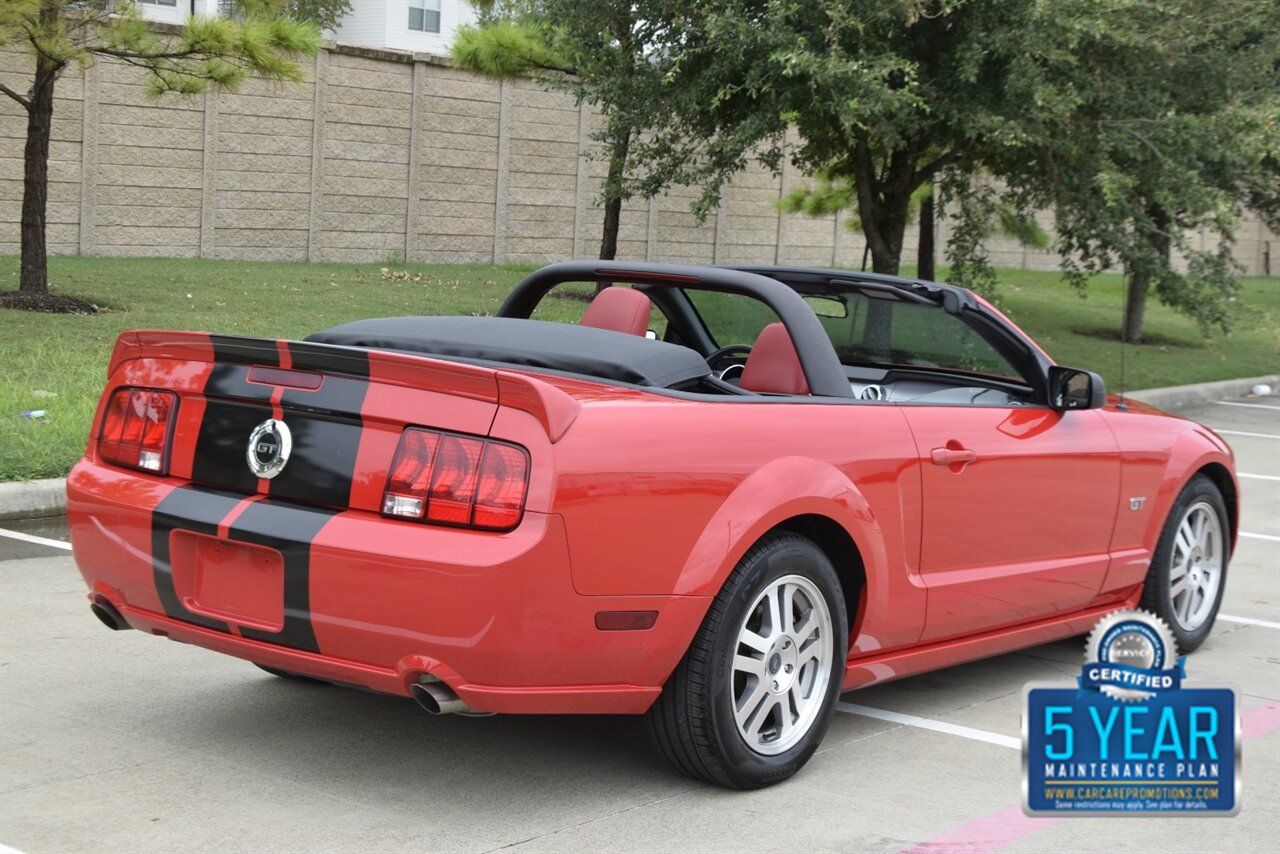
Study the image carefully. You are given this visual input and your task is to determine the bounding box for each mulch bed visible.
[0,291,104,315]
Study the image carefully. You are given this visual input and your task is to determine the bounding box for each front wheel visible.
[646,532,848,788]
[1140,474,1230,652]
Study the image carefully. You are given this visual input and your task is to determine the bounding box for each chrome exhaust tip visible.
[410,681,472,716]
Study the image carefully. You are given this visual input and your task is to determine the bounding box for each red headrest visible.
[739,322,810,395]
[580,287,652,336]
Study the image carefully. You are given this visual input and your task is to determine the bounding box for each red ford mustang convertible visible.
[68,262,1237,788]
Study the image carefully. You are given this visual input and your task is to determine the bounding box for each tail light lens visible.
[98,388,177,474]
[382,428,529,531]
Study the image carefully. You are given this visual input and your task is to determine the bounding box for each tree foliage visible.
[647,0,1277,337]
[452,1,674,260]
[1,1,323,299]
[996,0,1280,342]
[237,0,353,33]
[643,0,1056,285]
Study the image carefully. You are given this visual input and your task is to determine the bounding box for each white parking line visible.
[1215,400,1280,410]
[0,528,72,551]
[1213,429,1280,439]
[1239,473,1280,481]
[836,702,1021,750]
[1218,614,1280,630]
[1240,531,1280,542]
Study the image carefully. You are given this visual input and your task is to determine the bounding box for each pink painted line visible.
[899,701,1280,854]
[1242,700,1280,741]
[900,805,1058,854]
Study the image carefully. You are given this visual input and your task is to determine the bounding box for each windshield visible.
[685,287,1025,382]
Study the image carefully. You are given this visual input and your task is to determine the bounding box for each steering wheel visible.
[706,344,753,379]
[707,343,752,368]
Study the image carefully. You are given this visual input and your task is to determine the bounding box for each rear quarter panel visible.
[541,395,927,654]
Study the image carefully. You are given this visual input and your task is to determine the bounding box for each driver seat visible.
[739,323,810,395]
[580,287,652,336]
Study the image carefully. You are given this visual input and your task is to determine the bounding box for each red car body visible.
[68,263,1237,731]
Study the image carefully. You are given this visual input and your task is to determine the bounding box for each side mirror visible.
[1048,366,1106,410]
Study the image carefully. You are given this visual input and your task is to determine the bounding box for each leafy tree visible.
[452,2,670,260]
[646,0,1056,287]
[998,0,1280,343]
[778,176,1047,283]
[652,0,1276,340]
[1,1,322,304]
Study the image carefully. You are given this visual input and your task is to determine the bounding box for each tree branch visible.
[0,83,31,110]
[91,46,206,62]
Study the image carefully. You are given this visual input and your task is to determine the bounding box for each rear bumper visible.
[68,461,710,714]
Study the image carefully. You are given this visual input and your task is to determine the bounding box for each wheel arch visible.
[671,456,889,602]
[1193,462,1239,552]
[775,514,866,643]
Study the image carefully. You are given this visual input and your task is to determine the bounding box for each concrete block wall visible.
[0,49,84,257]
[1,40,1275,276]
[212,75,317,261]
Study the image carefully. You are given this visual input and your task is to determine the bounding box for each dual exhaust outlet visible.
[88,601,483,716]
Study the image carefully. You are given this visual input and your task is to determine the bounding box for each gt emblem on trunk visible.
[247,418,292,479]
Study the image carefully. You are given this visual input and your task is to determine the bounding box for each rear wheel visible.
[646,532,848,788]
[1140,474,1229,652]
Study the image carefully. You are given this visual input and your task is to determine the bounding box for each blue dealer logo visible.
[1023,609,1240,816]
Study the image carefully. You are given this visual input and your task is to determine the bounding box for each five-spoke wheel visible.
[1166,500,1224,632]
[731,575,834,755]
[1141,474,1230,651]
[646,532,848,789]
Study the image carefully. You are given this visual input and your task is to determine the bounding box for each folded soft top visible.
[307,315,710,389]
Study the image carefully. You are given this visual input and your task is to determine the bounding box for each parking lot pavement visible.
[1,394,1277,854]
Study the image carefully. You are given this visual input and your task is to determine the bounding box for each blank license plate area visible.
[170,531,284,632]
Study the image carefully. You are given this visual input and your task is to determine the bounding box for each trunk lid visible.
[106,331,579,513]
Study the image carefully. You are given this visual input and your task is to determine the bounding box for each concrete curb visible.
[0,374,1275,522]
[0,478,68,521]
[1126,374,1279,412]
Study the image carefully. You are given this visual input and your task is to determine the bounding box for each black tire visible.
[254,663,329,685]
[645,531,849,789]
[1140,474,1230,652]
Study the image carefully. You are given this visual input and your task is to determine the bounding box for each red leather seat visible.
[739,322,810,395]
[580,287,652,336]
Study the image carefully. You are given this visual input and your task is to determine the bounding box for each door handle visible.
[931,446,977,467]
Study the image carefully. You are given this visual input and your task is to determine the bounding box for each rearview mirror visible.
[1048,366,1106,410]
[803,294,848,319]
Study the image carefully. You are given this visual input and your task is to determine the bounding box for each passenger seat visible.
[580,287,652,336]
[738,322,810,395]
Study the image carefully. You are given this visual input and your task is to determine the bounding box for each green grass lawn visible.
[2,255,1277,481]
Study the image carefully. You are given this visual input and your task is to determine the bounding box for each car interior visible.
[310,270,1051,407]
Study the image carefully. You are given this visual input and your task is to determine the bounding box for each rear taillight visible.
[382,428,529,531]
[98,388,177,474]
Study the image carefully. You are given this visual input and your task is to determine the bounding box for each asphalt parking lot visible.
[1,394,1277,853]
